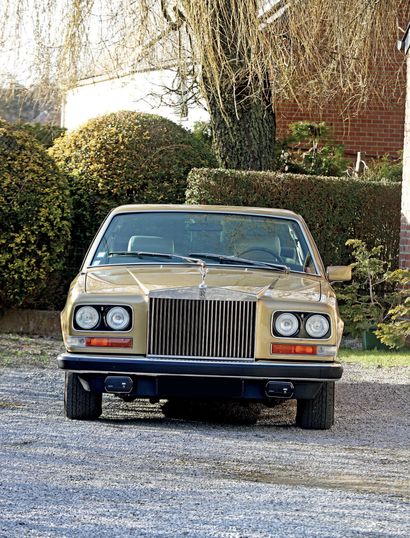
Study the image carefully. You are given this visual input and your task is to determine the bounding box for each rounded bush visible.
[0,120,71,309]
[50,111,216,268]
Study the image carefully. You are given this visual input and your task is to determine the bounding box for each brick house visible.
[399,22,410,269]
[276,43,406,160]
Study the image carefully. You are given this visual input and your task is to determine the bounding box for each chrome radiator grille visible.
[148,298,256,359]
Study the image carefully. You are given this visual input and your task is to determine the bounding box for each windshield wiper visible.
[189,252,289,272]
[108,250,288,273]
[108,251,206,267]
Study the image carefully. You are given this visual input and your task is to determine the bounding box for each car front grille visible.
[148,297,256,359]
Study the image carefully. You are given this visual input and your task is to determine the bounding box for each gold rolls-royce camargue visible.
[58,205,351,429]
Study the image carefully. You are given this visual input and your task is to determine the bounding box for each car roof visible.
[110,204,302,220]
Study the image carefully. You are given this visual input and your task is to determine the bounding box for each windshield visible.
[90,211,318,274]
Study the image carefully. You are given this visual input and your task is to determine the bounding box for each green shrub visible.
[337,240,390,337]
[289,121,331,142]
[186,168,401,267]
[376,270,410,348]
[191,121,213,148]
[0,119,71,309]
[50,111,216,270]
[336,241,409,346]
[275,121,348,177]
[17,123,66,149]
[362,154,402,183]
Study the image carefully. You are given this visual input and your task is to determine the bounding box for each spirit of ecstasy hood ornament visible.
[198,263,208,290]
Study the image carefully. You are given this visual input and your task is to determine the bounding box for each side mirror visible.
[326,265,352,282]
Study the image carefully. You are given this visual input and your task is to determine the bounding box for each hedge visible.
[50,111,216,271]
[186,168,401,267]
[0,119,71,309]
[18,123,66,149]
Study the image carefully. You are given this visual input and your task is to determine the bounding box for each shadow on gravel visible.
[100,397,295,427]
[160,399,265,425]
[217,463,410,499]
[97,381,410,447]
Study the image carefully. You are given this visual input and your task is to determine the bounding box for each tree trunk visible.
[184,0,276,171]
[206,77,276,171]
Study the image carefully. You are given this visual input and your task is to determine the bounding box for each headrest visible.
[128,235,175,254]
[235,236,281,256]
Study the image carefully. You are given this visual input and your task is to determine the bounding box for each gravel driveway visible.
[0,337,409,537]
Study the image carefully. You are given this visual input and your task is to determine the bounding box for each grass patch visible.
[339,348,410,367]
[0,333,64,368]
[0,400,25,409]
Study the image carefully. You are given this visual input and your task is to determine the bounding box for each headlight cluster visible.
[74,305,132,331]
[275,313,299,337]
[273,312,330,339]
[305,314,330,338]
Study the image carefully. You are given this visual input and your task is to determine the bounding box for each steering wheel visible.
[238,247,282,264]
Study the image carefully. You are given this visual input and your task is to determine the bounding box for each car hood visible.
[84,265,323,302]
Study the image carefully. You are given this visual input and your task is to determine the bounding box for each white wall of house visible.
[400,52,410,269]
[61,68,209,131]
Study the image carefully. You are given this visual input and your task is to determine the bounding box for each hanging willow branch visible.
[0,0,408,114]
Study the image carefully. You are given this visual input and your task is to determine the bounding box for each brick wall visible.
[400,53,410,269]
[276,57,406,159]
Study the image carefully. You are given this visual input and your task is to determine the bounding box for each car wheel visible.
[64,372,102,420]
[296,382,335,430]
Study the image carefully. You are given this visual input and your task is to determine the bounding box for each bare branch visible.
[0,0,408,116]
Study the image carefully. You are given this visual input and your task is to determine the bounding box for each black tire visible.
[296,382,335,430]
[64,372,102,420]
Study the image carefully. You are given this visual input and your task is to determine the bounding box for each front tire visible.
[64,372,102,420]
[296,382,335,430]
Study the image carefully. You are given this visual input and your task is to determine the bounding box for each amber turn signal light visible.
[271,343,317,355]
[85,337,133,348]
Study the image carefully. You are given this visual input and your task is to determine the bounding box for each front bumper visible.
[58,353,342,401]
[58,353,343,380]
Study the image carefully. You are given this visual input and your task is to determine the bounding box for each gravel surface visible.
[0,337,409,537]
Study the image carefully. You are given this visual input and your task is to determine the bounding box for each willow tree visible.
[0,0,408,170]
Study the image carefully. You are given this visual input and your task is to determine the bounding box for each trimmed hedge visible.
[18,123,66,149]
[50,111,216,270]
[0,119,71,309]
[186,168,401,267]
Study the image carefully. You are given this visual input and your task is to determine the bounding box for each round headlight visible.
[106,306,130,331]
[275,313,300,337]
[75,306,100,330]
[305,314,330,338]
